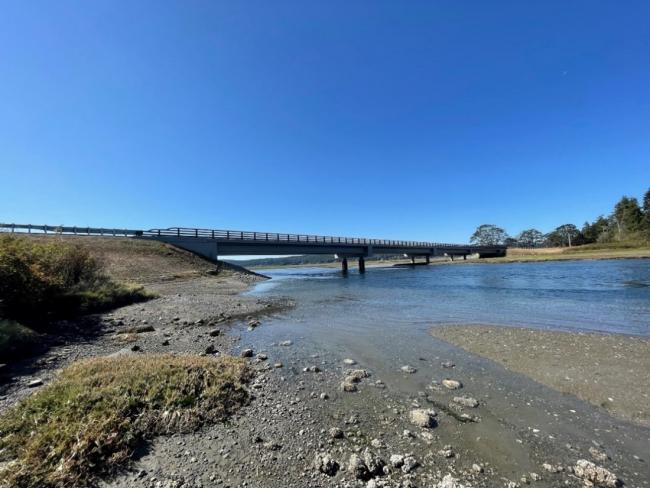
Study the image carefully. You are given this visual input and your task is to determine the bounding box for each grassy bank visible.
[488,242,650,263]
[0,235,152,360]
[0,354,251,488]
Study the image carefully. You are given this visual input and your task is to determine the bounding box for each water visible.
[248,259,650,337]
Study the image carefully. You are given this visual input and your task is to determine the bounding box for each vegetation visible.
[0,235,151,325]
[0,354,251,488]
[471,187,650,247]
[0,319,40,360]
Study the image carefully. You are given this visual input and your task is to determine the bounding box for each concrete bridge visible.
[1,224,507,273]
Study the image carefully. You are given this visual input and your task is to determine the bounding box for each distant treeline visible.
[471,187,650,247]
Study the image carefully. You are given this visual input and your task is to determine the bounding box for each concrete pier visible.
[341,257,348,273]
[358,256,365,273]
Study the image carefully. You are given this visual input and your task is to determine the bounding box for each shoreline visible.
[247,247,650,271]
[3,269,648,486]
[430,324,650,426]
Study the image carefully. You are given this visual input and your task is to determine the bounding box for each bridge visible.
[0,223,507,273]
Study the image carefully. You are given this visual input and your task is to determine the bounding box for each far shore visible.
[247,244,650,270]
[430,324,650,426]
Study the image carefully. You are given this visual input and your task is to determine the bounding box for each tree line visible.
[470,187,650,247]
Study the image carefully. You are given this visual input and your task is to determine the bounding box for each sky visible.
[1,1,649,244]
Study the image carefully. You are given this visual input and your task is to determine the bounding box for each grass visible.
[0,354,252,488]
[0,319,40,361]
[0,235,152,326]
[485,242,650,263]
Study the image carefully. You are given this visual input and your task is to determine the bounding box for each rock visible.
[130,345,141,352]
[409,408,437,428]
[401,455,419,473]
[345,369,370,382]
[329,427,344,439]
[27,379,43,388]
[313,452,339,476]
[248,319,261,328]
[279,340,293,346]
[452,396,479,408]
[589,446,609,462]
[208,329,221,337]
[362,448,385,477]
[542,463,562,473]
[320,392,329,400]
[343,358,357,365]
[370,438,384,448]
[161,339,170,346]
[389,454,404,468]
[441,361,455,368]
[256,353,268,361]
[341,381,358,392]
[205,344,217,354]
[273,362,283,368]
[401,365,417,374]
[574,460,621,487]
[240,348,254,358]
[472,463,483,474]
[442,379,462,390]
[437,474,465,488]
[348,453,371,480]
[303,366,321,373]
[437,445,454,458]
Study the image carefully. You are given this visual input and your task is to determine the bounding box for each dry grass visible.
[0,354,252,488]
[489,244,650,263]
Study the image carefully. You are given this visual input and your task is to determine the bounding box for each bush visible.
[0,354,251,488]
[0,236,150,325]
[0,319,40,361]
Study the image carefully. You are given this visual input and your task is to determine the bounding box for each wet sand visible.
[430,325,650,426]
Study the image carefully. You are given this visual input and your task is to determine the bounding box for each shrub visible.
[0,354,251,488]
[0,236,150,325]
[0,319,40,361]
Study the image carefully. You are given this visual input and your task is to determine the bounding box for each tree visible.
[517,229,544,247]
[642,187,650,234]
[555,224,580,247]
[581,216,608,244]
[470,224,508,245]
[613,196,643,237]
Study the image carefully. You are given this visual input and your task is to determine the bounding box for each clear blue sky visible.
[2,1,649,243]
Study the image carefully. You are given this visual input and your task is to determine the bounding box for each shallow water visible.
[240,259,650,483]
[249,259,650,337]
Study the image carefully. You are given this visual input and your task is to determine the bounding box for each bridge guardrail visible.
[0,223,506,251]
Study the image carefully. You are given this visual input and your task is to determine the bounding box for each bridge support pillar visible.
[341,258,348,274]
[411,256,415,265]
[426,255,430,265]
[463,254,467,260]
[358,256,365,273]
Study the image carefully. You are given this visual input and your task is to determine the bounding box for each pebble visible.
[329,427,344,439]
[343,358,357,365]
[442,379,463,390]
[408,408,437,428]
[208,329,221,337]
[574,460,620,487]
[437,474,465,488]
[27,379,43,388]
[313,452,339,476]
[240,348,254,358]
[279,340,293,346]
[401,365,417,374]
[452,396,479,408]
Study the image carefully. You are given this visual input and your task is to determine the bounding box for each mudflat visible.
[430,325,650,425]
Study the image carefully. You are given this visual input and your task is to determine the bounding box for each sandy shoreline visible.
[430,325,650,426]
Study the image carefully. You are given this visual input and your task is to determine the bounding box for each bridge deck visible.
[0,224,507,260]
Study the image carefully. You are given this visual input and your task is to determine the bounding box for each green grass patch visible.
[0,354,252,488]
[0,235,152,326]
[0,319,40,361]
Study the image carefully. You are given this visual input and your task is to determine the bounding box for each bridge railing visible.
[145,227,473,249]
[0,223,506,251]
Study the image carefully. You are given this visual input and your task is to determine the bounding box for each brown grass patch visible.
[0,354,251,487]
